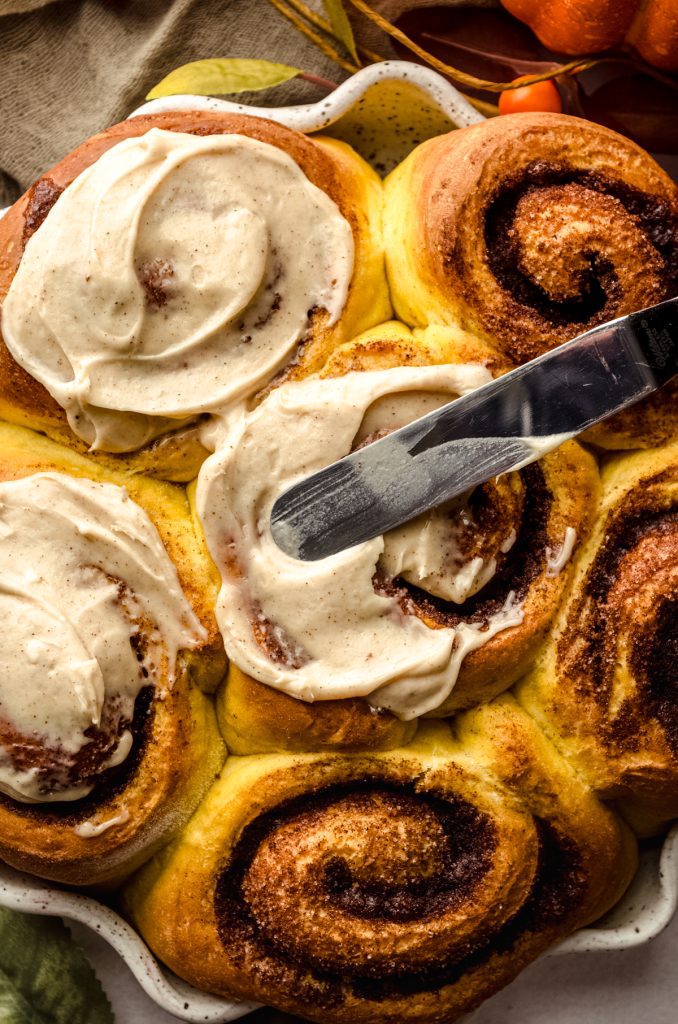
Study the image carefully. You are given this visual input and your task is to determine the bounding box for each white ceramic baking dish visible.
[1,60,677,1023]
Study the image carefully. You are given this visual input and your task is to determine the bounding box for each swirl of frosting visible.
[383,113,678,446]
[0,473,205,803]
[206,324,599,746]
[125,709,636,1023]
[198,362,511,720]
[197,344,598,720]
[1,128,353,453]
[518,439,678,831]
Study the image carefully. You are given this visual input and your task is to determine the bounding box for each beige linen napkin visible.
[0,0,490,205]
[0,0,337,203]
[0,0,64,13]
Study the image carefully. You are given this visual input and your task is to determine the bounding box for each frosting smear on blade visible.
[0,473,205,803]
[197,364,525,720]
[2,128,354,452]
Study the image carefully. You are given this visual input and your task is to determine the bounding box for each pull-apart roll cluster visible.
[1,107,676,1022]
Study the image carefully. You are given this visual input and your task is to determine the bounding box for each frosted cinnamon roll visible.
[383,113,678,449]
[199,321,598,749]
[517,439,678,835]
[125,699,636,1024]
[0,422,225,884]
[0,112,389,479]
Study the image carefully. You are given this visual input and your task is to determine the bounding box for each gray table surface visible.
[70,904,678,1024]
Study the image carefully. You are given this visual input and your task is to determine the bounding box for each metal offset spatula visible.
[271,297,678,561]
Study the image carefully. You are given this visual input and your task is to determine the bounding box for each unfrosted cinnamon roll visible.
[383,112,678,449]
[517,440,678,835]
[0,421,225,884]
[124,699,636,1024]
[0,112,389,479]
[198,321,599,753]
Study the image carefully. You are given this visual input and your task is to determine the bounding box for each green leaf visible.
[146,58,302,100]
[0,908,114,1024]
[322,0,359,63]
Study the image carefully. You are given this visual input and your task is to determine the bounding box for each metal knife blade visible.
[271,297,678,561]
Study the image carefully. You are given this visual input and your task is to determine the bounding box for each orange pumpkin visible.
[500,0,678,70]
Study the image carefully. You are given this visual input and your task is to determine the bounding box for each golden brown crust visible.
[0,683,224,888]
[517,440,678,835]
[0,421,226,884]
[383,112,678,449]
[0,112,390,479]
[0,107,670,1013]
[218,665,416,755]
[124,702,636,1024]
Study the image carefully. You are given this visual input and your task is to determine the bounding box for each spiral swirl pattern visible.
[383,113,678,447]
[126,705,636,1024]
[518,440,678,832]
[0,422,225,884]
[0,111,390,479]
[216,781,563,1000]
[483,163,677,355]
[0,108,665,1014]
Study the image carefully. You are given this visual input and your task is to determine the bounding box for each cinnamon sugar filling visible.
[0,686,155,824]
[639,596,678,755]
[21,176,63,246]
[557,482,678,754]
[214,782,583,1000]
[482,162,678,344]
[378,463,550,628]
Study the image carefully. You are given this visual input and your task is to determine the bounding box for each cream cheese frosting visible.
[0,473,205,803]
[1,128,354,452]
[546,525,577,576]
[380,502,513,604]
[197,363,527,720]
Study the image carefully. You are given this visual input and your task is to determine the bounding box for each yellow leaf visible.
[146,58,302,100]
[322,0,359,63]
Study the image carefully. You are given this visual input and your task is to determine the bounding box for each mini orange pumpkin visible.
[500,0,678,70]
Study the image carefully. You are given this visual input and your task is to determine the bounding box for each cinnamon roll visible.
[0,421,225,884]
[383,112,678,449]
[517,440,678,835]
[124,699,636,1024]
[0,112,389,479]
[198,320,599,754]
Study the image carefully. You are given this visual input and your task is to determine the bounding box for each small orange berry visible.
[498,76,563,115]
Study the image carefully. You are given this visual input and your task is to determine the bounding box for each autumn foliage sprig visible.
[146,0,587,101]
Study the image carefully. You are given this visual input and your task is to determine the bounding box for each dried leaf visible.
[322,0,359,63]
[146,58,301,100]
